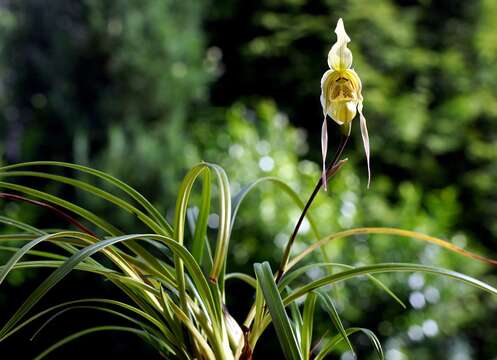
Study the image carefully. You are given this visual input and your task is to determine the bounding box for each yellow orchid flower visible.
[320,18,370,189]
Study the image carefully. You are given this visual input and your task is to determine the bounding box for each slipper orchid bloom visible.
[320,18,370,189]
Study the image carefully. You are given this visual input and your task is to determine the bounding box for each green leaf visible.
[225,272,257,289]
[284,263,497,306]
[33,326,155,360]
[230,177,321,241]
[314,327,383,360]
[280,263,406,309]
[0,231,95,286]
[318,292,354,356]
[0,298,170,343]
[289,295,303,346]
[162,297,217,360]
[30,305,157,341]
[0,170,168,235]
[0,215,46,235]
[254,262,303,360]
[248,271,267,348]
[301,292,317,360]
[0,246,67,260]
[172,164,208,315]
[191,169,212,265]
[0,233,218,341]
[206,163,231,286]
[0,181,121,236]
[0,161,173,235]
[230,176,331,277]
[288,227,497,271]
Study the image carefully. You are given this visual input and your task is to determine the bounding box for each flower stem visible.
[275,134,349,283]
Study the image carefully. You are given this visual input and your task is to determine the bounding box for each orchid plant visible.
[1,18,497,360]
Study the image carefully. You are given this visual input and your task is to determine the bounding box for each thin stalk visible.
[239,135,350,356]
[275,134,349,283]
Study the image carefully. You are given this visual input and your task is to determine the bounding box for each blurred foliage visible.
[193,100,495,359]
[1,0,497,359]
[210,0,497,247]
[0,0,211,204]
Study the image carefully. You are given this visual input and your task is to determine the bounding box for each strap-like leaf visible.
[0,161,173,234]
[315,327,383,360]
[284,263,497,306]
[0,234,217,341]
[288,227,497,271]
[0,171,168,235]
[280,262,405,309]
[191,170,212,265]
[34,326,156,360]
[318,292,354,355]
[301,292,317,360]
[0,181,121,236]
[254,262,303,360]
[231,177,321,242]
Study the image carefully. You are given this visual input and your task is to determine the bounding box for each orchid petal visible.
[321,117,328,191]
[327,18,352,71]
[358,101,371,188]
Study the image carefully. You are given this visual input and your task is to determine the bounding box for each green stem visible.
[275,134,349,283]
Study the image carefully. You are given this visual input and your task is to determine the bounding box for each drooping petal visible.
[357,101,371,188]
[321,117,328,191]
[327,18,352,71]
